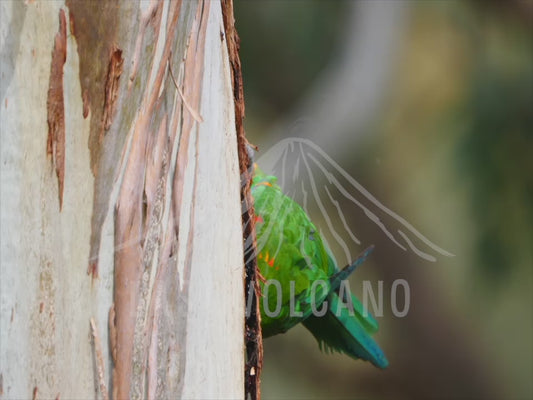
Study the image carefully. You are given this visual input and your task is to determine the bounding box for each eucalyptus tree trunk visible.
[1,1,244,398]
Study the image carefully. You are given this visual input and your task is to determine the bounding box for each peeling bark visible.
[222,1,263,398]
[66,0,120,174]
[112,1,186,396]
[1,0,243,398]
[102,47,124,133]
[46,9,67,210]
[109,0,243,398]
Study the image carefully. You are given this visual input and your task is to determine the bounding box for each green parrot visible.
[251,164,388,369]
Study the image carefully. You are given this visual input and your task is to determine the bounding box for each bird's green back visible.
[252,166,333,336]
[251,164,388,368]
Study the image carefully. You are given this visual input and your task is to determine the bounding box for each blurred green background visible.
[235,1,533,399]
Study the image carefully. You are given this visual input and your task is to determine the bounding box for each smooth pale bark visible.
[1,1,244,399]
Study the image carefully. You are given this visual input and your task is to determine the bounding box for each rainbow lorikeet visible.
[251,164,388,369]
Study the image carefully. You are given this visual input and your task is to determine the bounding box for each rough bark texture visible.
[221,1,263,399]
[1,0,243,398]
[46,8,67,210]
